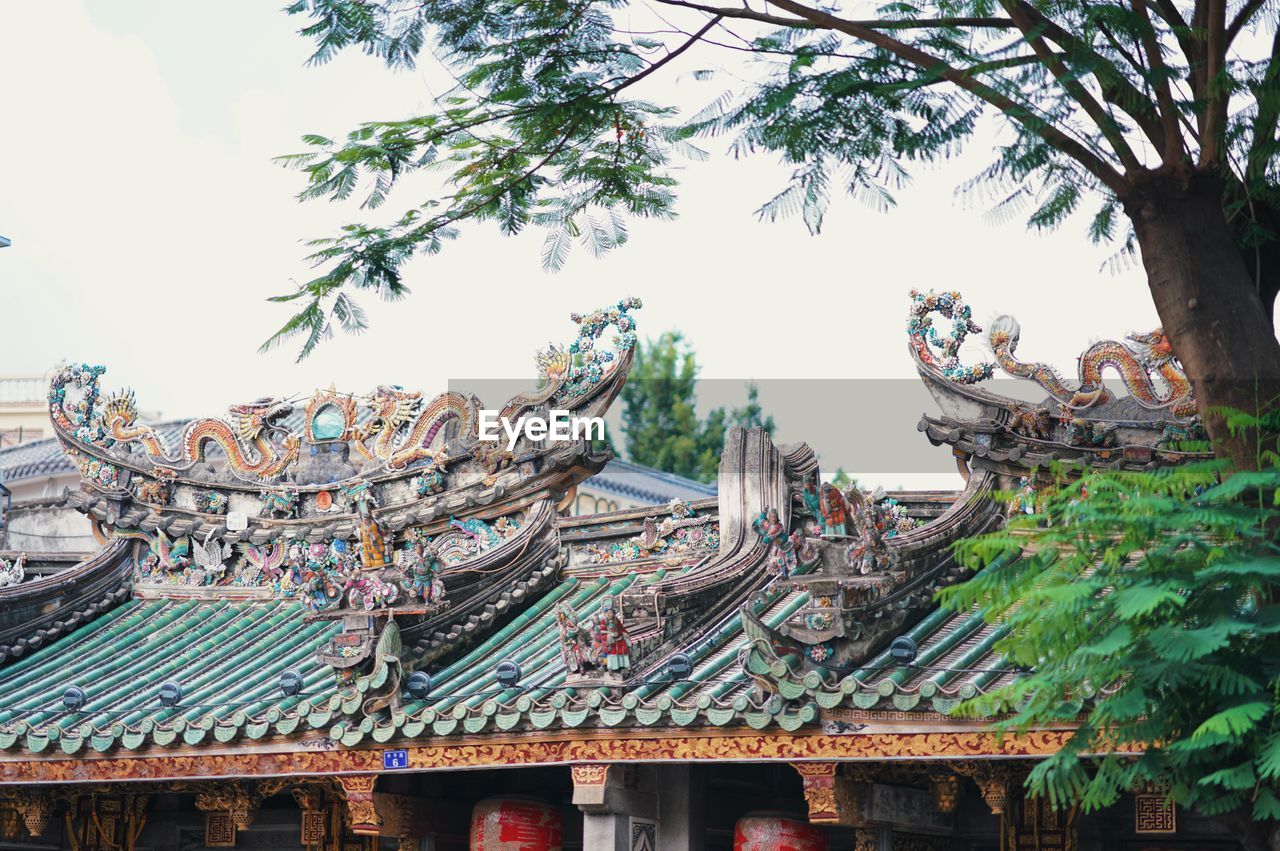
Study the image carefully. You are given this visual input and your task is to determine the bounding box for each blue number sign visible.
[382,749,409,769]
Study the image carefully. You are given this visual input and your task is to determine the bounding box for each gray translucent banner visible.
[445,377,1140,484]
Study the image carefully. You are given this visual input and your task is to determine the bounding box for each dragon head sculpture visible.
[228,397,293,443]
[360,386,423,438]
[1127,328,1177,365]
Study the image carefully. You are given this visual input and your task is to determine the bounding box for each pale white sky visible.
[0,2,1163,487]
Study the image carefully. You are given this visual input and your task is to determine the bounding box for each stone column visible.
[656,764,703,851]
[572,764,658,851]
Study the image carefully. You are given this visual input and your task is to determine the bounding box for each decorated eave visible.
[907,289,1212,475]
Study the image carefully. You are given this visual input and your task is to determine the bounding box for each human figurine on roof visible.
[752,508,797,578]
[556,602,597,673]
[819,482,849,536]
[346,481,388,569]
[593,597,631,673]
[846,488,895,574]
[399,537,446,607]
[301,563,341,612]
[801,479,821,520]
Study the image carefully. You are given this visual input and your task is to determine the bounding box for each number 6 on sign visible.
[382,749,408,769]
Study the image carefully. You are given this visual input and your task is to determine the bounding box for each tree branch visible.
[1132,0,1187,164]
[1226,0,1270,46]
[1150,0,1201,70]
[1001,0,1143,171]
[756,0,1130,192]
[653,0,1014,30]
[1190,0,1210,104]
[608,14,723,95]
[1033,0,1169,152]
[1200,0,1229,164]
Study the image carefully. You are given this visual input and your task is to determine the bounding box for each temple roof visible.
[0,540,1009,756]
[0,598,340,754]
[0,290,1210,772]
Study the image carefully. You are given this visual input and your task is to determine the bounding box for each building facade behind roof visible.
[0,374,49,448]
[571,457,716,515]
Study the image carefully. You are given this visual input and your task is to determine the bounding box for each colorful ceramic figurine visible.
[346,481,388,569]
[819,483,848,536]
[0,553,26,587]
[593,598,631,673]
[259,488,299,519]
[399,538,446,607]
[194,490,229,515]
[555,602,597,673]
[342,563,399,611]
[753,508,797,578]
[140,530,190,577]
[801,480,821,520]
[302,566,341,612]
[846,488,898,574]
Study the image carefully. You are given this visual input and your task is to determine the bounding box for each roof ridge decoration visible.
[908,289,1209,473]
[739,469,996,684]
[50,296,640,486]
[48,299,641,634]
[579,498,720,570]
[988,314,1196,416]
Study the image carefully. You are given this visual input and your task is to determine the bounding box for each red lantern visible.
[733,813,828,851]
[470,798,564,851]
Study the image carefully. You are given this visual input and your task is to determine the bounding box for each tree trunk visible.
[1122,167,1280,469]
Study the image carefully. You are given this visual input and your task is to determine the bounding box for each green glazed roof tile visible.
[0,600,341,755]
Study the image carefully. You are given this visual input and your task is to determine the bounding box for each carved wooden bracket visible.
[336,774,380,835]
[570,763,609,789]
[292,785,330,846]
[929,774,960,813]
[571,762,619,813]
[191,780,273,832]
[63,792,150,851]
[792,762,845,825]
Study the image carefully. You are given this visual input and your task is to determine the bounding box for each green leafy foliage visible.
[615,332,774,482]
[940,460,1280,823]
[268,0,1280,359]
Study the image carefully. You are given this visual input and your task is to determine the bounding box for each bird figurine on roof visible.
[191,531,234,586]
[0,553,26,587]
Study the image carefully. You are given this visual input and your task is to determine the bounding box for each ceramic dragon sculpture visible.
[988,316,1196,417]
[352,297,642,471]
[180,399,302,479]
[49,366,301,481]
[353,387,481,471]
